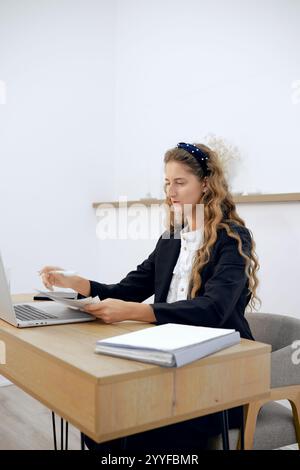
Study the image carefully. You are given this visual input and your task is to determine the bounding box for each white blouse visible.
[166,225,203,303]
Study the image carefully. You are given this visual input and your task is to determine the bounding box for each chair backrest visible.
[245,312,300,351]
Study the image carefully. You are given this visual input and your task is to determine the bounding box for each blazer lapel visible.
[154,232,181,302]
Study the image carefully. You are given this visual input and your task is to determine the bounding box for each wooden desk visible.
[0,294,271,444]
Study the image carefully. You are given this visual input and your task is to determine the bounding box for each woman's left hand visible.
[83,298,132,324]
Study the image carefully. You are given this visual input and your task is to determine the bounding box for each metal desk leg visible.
[65,421,69,450]
[51,411,57,450]
[51,412,69,450]
[240,407,245,450]
[60,418,63,450]
[221,410,230,450]
[81,432,85,450]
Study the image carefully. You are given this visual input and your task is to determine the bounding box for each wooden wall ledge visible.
[93,193,300,208]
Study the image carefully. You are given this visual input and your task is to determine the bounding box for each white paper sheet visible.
[35,289,100,311]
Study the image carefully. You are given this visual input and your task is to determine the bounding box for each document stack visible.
[95,323,240,367]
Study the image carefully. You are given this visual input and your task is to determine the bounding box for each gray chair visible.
[208,312,300,450]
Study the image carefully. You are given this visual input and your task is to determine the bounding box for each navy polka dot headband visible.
[177,142,211,176]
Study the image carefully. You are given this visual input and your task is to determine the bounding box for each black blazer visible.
[89,223,254,340]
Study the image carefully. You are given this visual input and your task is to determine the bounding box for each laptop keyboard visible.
[14,304,58,321]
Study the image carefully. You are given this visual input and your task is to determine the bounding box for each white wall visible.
[0,0,116,292]
[114,0,300,199]
[236,202,300,316]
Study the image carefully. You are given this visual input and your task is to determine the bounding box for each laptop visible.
[0,254,95,328]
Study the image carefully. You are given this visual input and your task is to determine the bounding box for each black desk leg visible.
[51,411,57,450]
[60,418,64,450]
[240,407,245,450]
[65,421,69,450]
[51,412,69,450]
[81,432,85,450]
[221,410,230,450]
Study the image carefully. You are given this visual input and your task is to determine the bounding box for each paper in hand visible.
[34,289,101,311]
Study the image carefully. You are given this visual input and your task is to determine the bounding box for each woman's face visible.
[164,161,206,209]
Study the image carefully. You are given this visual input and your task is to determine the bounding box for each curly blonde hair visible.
[163,143,261,312]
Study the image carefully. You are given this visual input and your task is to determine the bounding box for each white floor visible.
[0,384,80,450]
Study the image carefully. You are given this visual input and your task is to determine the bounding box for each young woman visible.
[40,142,260,451]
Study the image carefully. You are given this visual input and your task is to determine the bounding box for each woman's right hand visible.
[38,266,91,296]
[38,266,77,291]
